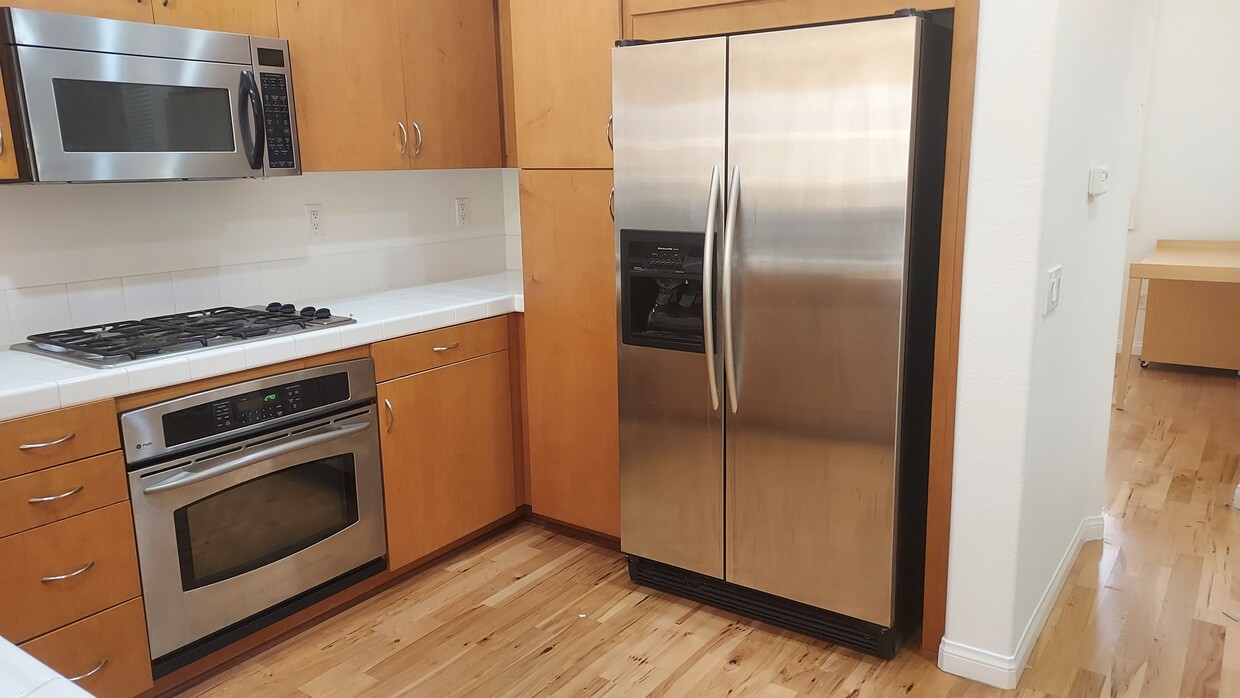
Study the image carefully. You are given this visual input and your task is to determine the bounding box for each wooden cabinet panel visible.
[0,502,141,642]
[380,352,516,569]
[0,64,17,182]
[372,316,509,382]
[1,0,155,22]
[503,0,617,169]
[1142,279,1240,371]
[520,169,619,536]
[398,0,502,169]
[0,451,127,538]
[154,0,277,35]
[276,0,410,172]
[20,599,152,698]
[625,0,954,41]
[0,401,120,480]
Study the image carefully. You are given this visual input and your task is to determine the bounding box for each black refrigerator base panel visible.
[627,556,904,660]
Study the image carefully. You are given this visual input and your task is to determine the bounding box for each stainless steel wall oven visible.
[121,359,385,676]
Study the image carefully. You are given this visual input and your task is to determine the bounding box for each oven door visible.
[129,407,385,661]
[14,45,264,182]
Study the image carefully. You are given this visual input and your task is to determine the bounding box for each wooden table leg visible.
[1114,277,1142,409]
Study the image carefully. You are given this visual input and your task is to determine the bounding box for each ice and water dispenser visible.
[620,229,707,353]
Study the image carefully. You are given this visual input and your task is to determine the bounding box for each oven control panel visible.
[161,372,350,449]
[260,72,295,169]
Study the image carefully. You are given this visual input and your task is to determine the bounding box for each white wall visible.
[0,169,515,346]
[1123,0,1237,348]
[941,0,1155,688]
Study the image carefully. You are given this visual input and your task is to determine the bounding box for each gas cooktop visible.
[10,303,354,368]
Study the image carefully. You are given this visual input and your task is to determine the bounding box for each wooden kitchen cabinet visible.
[0,65,17,182]
[154,0,278,35]
[20,598,152,698]
[0,0,155,22]
[520,169,620,537]
[500,0,618,169]
[275,0,410,172]
[398,0,503,169]
[623,0,955,41]
[379,351,517,569]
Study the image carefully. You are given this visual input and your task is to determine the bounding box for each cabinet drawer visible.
[20,598,152,698]
[0,502,142,643]
[373,316,509,381]
[0,401,120,479]
[0,451,128,538]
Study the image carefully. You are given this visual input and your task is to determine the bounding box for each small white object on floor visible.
[1233,484,1240,510]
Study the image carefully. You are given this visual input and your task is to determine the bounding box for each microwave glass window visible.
[172,454,359,591]
[53,79,235,153]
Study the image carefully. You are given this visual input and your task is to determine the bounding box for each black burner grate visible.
[26,307,311,362]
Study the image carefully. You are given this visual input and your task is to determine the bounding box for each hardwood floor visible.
[179,359,1238,697]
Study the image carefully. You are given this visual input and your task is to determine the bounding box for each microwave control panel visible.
[260,72,295,169]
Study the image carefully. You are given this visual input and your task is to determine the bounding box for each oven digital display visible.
[162,372,350,448]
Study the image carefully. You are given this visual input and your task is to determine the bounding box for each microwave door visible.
[14,46,261,182]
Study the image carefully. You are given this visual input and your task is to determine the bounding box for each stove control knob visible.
[266,302,283,313]
[314,307,332,320]
[280,304,296,315]
[300,306,316,318]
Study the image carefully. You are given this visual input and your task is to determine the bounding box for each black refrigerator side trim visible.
[628,556,903,659]
[891,17,954,638]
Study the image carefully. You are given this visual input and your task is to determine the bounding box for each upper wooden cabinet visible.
[153,0,278,35]
[276,0,410,172]
[500,0,618,169]
[520,169,620,536]
[624,0,955,41]
[1,0,155,22]
[398,0,503,170]
[0,65,17,182]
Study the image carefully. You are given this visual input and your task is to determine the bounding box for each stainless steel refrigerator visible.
[613,13,951,658]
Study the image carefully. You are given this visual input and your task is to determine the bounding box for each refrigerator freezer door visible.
[614,37,727,578]
[723,17,922,626]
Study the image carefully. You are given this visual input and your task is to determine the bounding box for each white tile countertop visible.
[0,272,525,422]
[0,636,91,698]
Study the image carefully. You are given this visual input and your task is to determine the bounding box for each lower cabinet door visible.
[20,598,153,698]
[379,351,517,569]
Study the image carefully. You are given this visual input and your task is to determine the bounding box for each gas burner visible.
[14,304,354,368]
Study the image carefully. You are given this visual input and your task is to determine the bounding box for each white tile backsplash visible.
[122,273,176,319]
[258,259,301,301]
[67,278,126,326]
[171,268,223,312]
[333,251,370,297]
[6,285,71,339]
[217,263,264,306]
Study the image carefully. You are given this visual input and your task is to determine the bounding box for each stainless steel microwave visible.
[0,8,300,183]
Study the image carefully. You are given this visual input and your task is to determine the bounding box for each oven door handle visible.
[142,422,370,495]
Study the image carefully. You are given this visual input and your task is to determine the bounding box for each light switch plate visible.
[1088,165,1110,197]
[1045,265,1062,317]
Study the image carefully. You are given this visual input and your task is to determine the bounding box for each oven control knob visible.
[280,304,296,315]
[314,307,332,320]
[300,306,316,318]
[266,302,283,313]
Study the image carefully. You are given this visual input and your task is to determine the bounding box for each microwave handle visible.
[142,421,369,494]
[239,70,265,170]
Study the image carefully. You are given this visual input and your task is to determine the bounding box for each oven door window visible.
[173,455,359,591]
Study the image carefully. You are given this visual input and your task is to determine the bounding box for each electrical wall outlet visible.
[306,204,325,237]
[1137,293,1147,310]
[455,198,470,227]
[1045,265,1062,318]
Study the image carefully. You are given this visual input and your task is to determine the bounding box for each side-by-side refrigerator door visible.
[614,37,727,579]
[723,17,923,626]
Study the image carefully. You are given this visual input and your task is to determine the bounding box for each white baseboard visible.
[938,514,1105,689]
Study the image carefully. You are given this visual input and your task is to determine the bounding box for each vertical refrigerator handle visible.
[721,166,740,414]
[701,166,722,411]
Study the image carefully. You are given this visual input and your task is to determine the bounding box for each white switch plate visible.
[1088,165,1110,197]
[1045,265,1062,317]
[306,204,325,237]
[454,198,470,227]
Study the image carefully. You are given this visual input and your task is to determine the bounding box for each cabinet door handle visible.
[384,398,395,433]
[609,188,615,220]
[606,115,614,150]
[41,560,95,583]
[411,121,423,156]
[398,122,408,156]
[18,433,76,451]
[28,485,84,504]
[432,342,459,353]
[66,659,108,683]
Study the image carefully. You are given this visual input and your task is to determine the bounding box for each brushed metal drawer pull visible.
[18,433,76,450]
[41,561,95,583]
[384,398,395,433]
[66,659,108,683]
[432,343,460,353]
[28,485,84,504]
